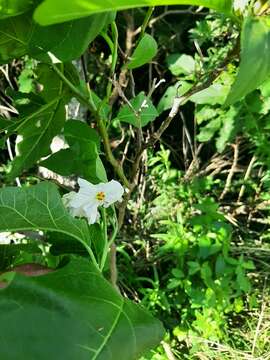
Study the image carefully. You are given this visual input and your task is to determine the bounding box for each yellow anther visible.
[96,191,105,201]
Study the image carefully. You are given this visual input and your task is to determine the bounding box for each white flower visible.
[63,178,124,224]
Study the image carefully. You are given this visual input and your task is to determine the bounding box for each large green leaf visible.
[0,0,34,19]
[0,256,164,359]
[127,34,157,70]
[225,16,270,106]
[9,65,66,178]
[0,182,90,246]
[0,10,113,63]
[40,120,107,183]
[34,0,232,25]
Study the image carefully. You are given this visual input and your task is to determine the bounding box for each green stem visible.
[100,31,114,53]
[84,243,100,271]
[137,6,154,45]
[100,207,119,271]
[51,63,130,188]
[106,21,119,101]
[100,208,108,270]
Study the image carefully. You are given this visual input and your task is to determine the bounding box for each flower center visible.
[96,191,105,201]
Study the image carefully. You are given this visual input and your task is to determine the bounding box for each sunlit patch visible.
[96,191,105,201]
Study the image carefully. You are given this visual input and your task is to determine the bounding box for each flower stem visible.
[100,207,118,271]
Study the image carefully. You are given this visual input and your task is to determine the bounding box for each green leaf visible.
[216,107,237,152]
[34,0,232,25]
[190,83,230,105]
[167,53,195,76]
[0,256,165,359]
[225,17,270,106]
[9,65,66,179]
[29,13,115,63]
[0,182,90,247]
[127,34,157,70]
[157,81,192,113]
[0,0,33,19]
[197,118,222,142]
[0,10,114,63]
[40,120,107,183]
[116,92,158,127]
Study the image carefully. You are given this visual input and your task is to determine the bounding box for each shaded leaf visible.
[0,10,114,63]
[0,0,34,19]
[197,118,222,142]
[9,65,66,178]
[40,120,107,183]
[0,256,165,360]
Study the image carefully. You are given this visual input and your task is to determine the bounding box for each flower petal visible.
[103,180,124,206]
[62,191,76,207]
[78,178,97,196]
[68,193,89,208]
[83,203,100,224]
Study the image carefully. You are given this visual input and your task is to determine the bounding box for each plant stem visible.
[106,22,119,101]
[51,63,130,188]
[137,7,155,44]
[100,207,119,271]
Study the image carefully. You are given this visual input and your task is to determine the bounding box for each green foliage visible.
[34,1,233,25]
[0,8,113,63]
[116,92,159,127]
[0,256,164,360]
[0,182,91,247]
[9,64,67,178]
[0,1,269,358]
[0,0,34,19]
[226,16,270,105]
[40,120,107,183]
[167,53,195,76]
[127,34,158,70]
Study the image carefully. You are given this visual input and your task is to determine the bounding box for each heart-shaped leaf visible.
[0,182,90,248]
[0,256,165,359]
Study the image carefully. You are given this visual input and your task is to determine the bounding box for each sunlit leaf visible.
[127,34,157,70]
[225,16,270,105]
[34,0,232,25]
[116,92,158,127]
[0,182,90,246]
[167,53,195,76]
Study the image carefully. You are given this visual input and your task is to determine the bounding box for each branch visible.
[51,64,130,189]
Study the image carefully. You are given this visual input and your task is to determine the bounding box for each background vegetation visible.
[0,1,270,359]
